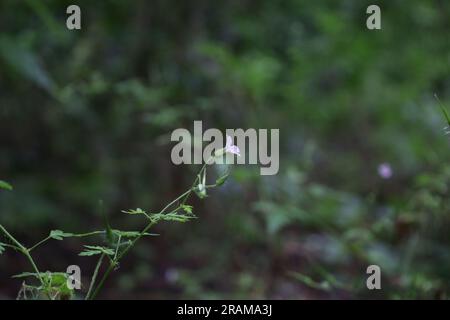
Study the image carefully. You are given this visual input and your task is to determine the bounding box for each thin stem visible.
[0,224,51,299]
[16,248,51,299]
[181,162,209,206]
[88,220,158,300]
[85,253,105,300]
[28,236,51,252]
[0,224,26,251]
[160,189,192,214]
[89,186,194,299]
[88,161,212,299]
[23,252,42,280]
[72,231,105,237]
[113,235,122,261]
[27,230,109,253]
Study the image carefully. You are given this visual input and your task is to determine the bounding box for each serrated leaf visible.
[0,180,13,191]
[49,230,74,240]
[79,245,114,257]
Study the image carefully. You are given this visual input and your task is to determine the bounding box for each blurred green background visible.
[1,0,450,299]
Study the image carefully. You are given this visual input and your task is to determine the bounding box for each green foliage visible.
[180,205,194,215]
[14,272,74,300]
[112,230,157,238]
[1,0,450,300]
[159,212,196,223]
[122,208,147,215]
[49,230,74,240]
[436,95,450,126]
[0,149,223,299]
[0,180,13,191]
[79,245,115,257]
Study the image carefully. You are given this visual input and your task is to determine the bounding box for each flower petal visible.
[227,145,241,156]
[226,135,232,148]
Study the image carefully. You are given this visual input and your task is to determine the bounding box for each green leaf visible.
[180,204,194,215]
[161,212,196,223]
[49,230,74,240]
[215,172,230,186]
[122,208,147,215]
[14,271,74,300]
[435,94,450,126]
[0,180,13,191]
[112,230,158,238]
[0,242,5,254]
[99,200,114,244]
[79,245,114,257]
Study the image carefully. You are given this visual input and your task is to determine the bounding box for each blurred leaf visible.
[0,36,55,92]
[435,94,450,126]
[290,272,332,291]
[23,0,61,35]
[0,180,13,191]
[122,208,147,215]
[253,201,293,234]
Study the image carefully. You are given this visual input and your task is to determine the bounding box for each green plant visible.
[0,157,231,300]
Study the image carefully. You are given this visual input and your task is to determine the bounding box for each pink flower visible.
[378,163,393,179]
[225,135,240,156]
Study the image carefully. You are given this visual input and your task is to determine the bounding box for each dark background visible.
[1,0,449,299]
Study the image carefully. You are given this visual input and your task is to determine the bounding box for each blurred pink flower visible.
[378,163,393,179]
